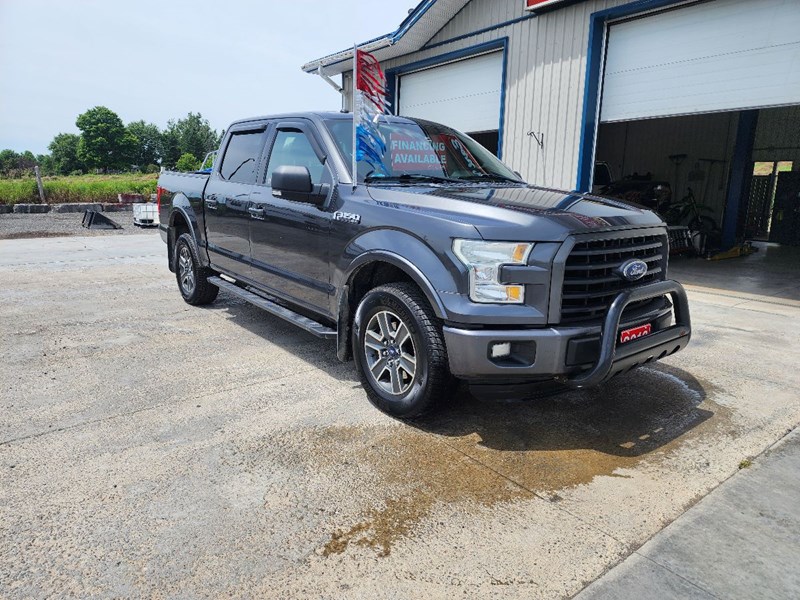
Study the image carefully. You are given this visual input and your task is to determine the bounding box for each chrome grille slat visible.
[564,267,663,286]
[564,254,663,271]
[562,272,664,300]
[560,233,668,324]
[567,241,663,256]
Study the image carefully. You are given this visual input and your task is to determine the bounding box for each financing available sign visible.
[525,0,567,10]
[388,133,487,175]
[389,134,446,171]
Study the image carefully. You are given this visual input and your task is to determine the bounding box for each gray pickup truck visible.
[157,112,691,418]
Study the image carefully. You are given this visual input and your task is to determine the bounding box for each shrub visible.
[175,153,199,172]
[0,178,38,204]
[0,173,158,205]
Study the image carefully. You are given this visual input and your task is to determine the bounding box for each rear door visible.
[248,121,334,315]
[204,124,268,275]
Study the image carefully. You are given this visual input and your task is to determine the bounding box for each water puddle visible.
[266,364,731,557]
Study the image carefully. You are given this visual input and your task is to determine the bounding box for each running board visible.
[208,276,337,339]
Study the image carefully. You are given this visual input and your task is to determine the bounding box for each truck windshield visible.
[324,118,524,185]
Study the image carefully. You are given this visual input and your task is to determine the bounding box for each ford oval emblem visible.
[618,258,648,282]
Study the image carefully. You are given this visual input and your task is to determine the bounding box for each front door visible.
[249,122,334,316]
[204,126,267,275]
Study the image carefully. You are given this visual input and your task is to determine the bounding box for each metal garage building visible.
[303,0,800,248]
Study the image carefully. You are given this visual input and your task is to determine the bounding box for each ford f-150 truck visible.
[157,112,691,418]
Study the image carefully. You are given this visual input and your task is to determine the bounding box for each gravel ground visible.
[0,212,158,240]
[1,235,798,598]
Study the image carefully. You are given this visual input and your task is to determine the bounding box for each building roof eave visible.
[301,0,469,76]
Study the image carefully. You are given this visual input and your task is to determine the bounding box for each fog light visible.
[490,342,512,358]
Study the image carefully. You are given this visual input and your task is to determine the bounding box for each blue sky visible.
[0,0,416,154]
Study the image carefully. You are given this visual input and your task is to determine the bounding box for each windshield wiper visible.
[364,173,464,185]
[460,173,524,183]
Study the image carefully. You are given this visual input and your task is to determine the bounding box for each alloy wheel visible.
[363,309,417,396]
[178,245,195,295]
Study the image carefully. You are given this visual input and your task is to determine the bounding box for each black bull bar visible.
[559,280,692,388]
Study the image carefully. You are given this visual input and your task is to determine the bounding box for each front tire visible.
[352,282,453,418]
[174,233,218,305]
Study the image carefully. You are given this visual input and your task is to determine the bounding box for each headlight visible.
[452,239,533,304]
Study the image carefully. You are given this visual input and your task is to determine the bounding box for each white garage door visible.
[601,0,800,122]
[398,51,503,133]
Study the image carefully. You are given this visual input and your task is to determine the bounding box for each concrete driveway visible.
[1,233,798,598]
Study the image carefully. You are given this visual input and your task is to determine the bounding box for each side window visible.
[219,131,264,184]
[265,130,325,187]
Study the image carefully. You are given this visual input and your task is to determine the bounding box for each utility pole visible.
[34,165,46,204]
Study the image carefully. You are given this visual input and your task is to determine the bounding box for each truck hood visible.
[365,183,665,240]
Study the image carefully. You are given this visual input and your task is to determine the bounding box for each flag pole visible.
[352,43,358,191]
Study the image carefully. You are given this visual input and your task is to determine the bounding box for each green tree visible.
[159,126,181,169]
[175,152,199,172]
[127,120,162,167]
[18,150,36,170]
[36,154,55,176]
[161,113,220,168]
[0,149,38,176]
[48,133,83,175]
[0,149,18,175]
[75,106,136,170]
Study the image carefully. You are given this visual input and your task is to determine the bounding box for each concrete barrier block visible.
[13,204,51,214]
[52,203,103,213]
[102,203,134,212]
[0,204,12,214]
[117,193,145,204]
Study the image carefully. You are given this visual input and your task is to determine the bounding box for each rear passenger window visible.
[265,130,325,187]
[219,131,265,184]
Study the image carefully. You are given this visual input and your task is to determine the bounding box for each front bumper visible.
[443,280,691,387]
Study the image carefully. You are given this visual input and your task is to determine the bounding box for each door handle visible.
[248,206,266,220]
[205,197,219,210]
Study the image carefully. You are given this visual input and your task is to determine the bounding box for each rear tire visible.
[352,282,453,419]
[175,233,218,305]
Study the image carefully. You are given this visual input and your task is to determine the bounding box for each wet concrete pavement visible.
[1,234,798,598]
[577,428,800,600]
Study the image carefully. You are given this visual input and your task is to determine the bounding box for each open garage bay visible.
[1,233,799,598]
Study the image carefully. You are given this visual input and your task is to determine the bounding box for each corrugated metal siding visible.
[343,0,627,189]
[508,0,619,189]
[426,0,520,45]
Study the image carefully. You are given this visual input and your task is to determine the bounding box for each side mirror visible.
[271,165,327,206]
[272,165,312,194]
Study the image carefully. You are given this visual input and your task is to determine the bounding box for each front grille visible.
[560,233,667,324]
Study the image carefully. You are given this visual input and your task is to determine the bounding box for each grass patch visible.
[0,173,158,205]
